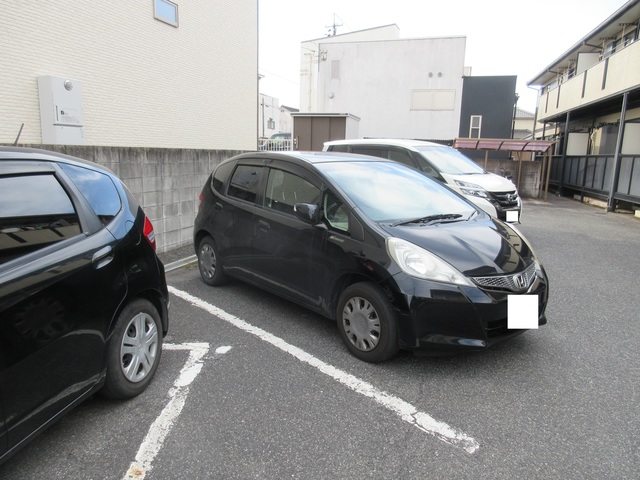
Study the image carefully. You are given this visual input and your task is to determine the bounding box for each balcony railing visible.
[538,40,640,121]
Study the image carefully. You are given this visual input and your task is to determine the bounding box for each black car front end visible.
[378,217,548,353]
[388,264,548,353]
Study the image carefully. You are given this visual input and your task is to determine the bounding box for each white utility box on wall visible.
[37,75,85,145]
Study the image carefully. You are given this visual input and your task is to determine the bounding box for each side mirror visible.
[294,203,321,225]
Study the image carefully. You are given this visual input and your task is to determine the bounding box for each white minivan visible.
[323,139,521,222]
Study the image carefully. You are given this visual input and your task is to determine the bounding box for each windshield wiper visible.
[392,213,463,227]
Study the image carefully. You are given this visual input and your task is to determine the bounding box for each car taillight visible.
[143,216,157,251]
[198,192,203,210]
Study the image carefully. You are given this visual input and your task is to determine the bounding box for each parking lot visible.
[0,196,638,479]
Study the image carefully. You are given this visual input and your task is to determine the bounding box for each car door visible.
[252,162,328,309]
[0,163,126,451]
[217,161,265,279]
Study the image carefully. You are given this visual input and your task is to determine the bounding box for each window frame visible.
[154,0,179,27]
[469,115,482,139]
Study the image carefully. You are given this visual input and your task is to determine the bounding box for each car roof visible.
[324,138,444,150]
[230,150,393,166]
[0,146,113,174]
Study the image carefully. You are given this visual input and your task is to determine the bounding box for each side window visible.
[388,149,414,168]
[61,164,121,225]
[352,147,387,159]
[323,190,349,234]
[413,156,440,178]
[327,144,349,152]
[0,174,82,265]
[228,165,263,204]
[265,169,320,215]
[211,161,235,193]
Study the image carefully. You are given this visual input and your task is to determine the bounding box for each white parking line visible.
[169,286,480,454]
[122,342,219,480]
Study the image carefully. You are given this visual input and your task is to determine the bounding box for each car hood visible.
[444,172,516,192]
[380,218,534,276]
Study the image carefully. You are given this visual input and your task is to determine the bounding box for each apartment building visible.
[528,0,640,210]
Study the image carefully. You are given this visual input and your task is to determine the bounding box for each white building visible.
[300,25,467,140]
[1,0,257,150]
[259,93,281,139]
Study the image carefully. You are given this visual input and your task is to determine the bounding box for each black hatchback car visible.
[194,151,547,362]
[0,147,169,464]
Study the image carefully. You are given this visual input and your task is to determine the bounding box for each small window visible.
[265,169,320,215]
[228,165,262,204]
[0,174,82,264]
[623,28,636,47]
[211,161,235,194]
[154,0,178,27]
[469,115,482,138]
[61,164,121,225]
[323,190,349,233]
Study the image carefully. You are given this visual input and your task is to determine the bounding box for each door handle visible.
[92,245,114,269]
[214,202,223,212]
[257,219,270,231]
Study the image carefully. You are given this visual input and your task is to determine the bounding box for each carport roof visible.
[453,138,555,153]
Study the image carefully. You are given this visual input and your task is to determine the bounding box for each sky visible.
[258,0,630,113]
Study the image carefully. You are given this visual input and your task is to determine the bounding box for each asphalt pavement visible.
[2,194,638,479]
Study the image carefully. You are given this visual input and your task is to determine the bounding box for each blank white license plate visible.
[507,294,539,329]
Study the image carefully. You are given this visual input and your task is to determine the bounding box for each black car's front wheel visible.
[198,236,228,286]
[101,299,163,399]
[336,282,399,362]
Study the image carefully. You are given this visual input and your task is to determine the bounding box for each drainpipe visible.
[607,92,629,212]
[558,111,571,196]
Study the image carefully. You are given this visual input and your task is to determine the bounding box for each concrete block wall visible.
[22,145,242,253]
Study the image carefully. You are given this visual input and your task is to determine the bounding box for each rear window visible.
[0,174,82,264]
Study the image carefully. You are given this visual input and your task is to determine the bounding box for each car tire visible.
[336,282,399,362]
[100,299,163,399]
[198,236,228,286]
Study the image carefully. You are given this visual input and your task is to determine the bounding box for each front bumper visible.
[390,269,548,353]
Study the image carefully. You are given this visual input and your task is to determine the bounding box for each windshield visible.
[415,146,485,175]
[316,161,475,223]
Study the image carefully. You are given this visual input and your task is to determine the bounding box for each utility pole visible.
[325,13,343,36]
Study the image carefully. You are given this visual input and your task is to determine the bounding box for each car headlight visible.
[386,238,472,286]
[455,180,490,199]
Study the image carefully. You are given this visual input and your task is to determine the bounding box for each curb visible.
[164,255,198,273]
